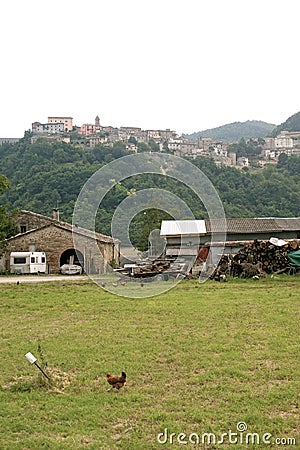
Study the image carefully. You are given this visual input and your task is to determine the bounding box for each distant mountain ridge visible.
[270,111,300,137]
[184,120,276,142]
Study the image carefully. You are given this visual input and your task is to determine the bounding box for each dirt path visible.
[0,275,90,284]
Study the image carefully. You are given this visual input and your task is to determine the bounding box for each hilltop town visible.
[28,115,300,169]
[1,114,300,170]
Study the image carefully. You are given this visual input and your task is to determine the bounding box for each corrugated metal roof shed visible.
[161,218,300,236]
[160,220,206,237]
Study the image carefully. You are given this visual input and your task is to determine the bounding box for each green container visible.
[288,249,300,267]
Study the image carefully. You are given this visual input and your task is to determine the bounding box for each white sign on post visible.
[25,351,50,380]
[25,352,37,364]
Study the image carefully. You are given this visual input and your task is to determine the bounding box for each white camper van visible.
[10,252,47,274]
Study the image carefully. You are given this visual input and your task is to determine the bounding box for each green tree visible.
[128,136,137,145]
[277,152,288,168]
[148,139,160,152]
[129,209,172,252]
[0,175,18,255]
[228,138,263,158]
[137,142,151,152]
[162,140,171,153]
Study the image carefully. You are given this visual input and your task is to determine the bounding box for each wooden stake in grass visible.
[25,352,50,380]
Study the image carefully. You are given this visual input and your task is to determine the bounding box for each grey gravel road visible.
[0,275,89,284]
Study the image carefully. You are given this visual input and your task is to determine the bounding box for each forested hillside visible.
[271,111,300,137]
[184,120,276,142]
[1,136,300,245]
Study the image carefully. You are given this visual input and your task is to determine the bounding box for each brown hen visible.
[106,371,126,391]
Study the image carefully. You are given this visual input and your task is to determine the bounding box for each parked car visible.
[59,264,82,275]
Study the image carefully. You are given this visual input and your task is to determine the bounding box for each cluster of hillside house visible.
[29,116,300,168]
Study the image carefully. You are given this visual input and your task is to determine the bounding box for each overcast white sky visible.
[1,0,299,137]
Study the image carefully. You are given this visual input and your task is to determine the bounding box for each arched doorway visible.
[60,249,84,270]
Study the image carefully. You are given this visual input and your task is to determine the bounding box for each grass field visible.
[0,276,299,449]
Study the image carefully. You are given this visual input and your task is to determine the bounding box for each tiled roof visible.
[58,222,116,243]
[205,217,300,234]
[18,210,116,243]
[273,218,300,231]
[8,222,116,243]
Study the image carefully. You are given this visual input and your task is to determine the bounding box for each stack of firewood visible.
[213,239,299,279]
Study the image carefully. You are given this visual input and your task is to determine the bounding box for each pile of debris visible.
[115,258,190,280]
[127,260,170,278]
[212,238,299,279]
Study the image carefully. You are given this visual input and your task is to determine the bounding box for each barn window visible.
[20,225,27,233]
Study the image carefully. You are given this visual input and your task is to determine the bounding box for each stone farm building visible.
[3,210,119,274]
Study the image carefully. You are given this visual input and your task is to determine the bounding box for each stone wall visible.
[15,210,57,233]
